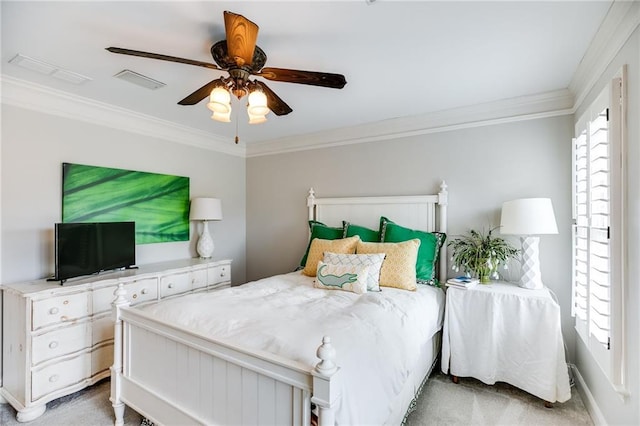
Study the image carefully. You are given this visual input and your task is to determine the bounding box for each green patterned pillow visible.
[380,217,446,286]
[342,221,380,242]
[299,220,344,267]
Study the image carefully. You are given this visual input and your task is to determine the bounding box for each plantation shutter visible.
[572,92,611,348]
[587,107,611,346]
[572,69,627,392]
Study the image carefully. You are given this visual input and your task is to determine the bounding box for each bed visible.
[110,181,449,426]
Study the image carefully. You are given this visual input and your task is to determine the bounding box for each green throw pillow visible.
[299,220,344,267]
[380,217,446,285]
[342,221,381,242]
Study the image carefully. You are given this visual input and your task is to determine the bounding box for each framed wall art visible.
[62,162,190,244]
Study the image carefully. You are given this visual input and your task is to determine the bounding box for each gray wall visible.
[247,114,575,358]
[572,26,640,426]
[1,104,247,285]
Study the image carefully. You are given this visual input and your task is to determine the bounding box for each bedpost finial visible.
[315,335,338,376]
[307,188,316,208]
[438,180,449,206]
[113,283,129,308]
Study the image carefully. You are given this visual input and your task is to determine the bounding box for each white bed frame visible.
[110,181,448,426]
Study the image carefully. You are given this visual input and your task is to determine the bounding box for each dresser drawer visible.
[31,322,91,365]
[208,264,231,285]
[31,353,91,401]
[191,268,208,290]
[92,315,115,346]
[160,272,191,298]
[92,285,118,314]
[91,343,114,377]
[93,278,158,313]
[126,278,159,305]
[32,293,90,330]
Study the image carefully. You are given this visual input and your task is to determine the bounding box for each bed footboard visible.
[110,284,341,426]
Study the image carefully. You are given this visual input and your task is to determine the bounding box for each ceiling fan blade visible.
[106,47,221,71]
[256,81,293,116]
[258,67,346,89]
[224,11,259,67]
[178,79,224,105]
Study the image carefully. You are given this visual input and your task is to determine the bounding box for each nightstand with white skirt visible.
[441,281,571,404]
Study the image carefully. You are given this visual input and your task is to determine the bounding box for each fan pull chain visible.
[235,107,240,144]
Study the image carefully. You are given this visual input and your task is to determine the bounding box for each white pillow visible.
[314,261,370,295]
[322,252,386,291]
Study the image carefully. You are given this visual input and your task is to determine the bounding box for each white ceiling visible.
[1,1,612,148]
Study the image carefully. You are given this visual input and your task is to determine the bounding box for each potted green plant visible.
[448,227,519,283]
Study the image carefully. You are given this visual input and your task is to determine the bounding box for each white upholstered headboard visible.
[307,181,449,281]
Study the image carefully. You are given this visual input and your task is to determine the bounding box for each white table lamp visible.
[189,197,223,259]
[500,198,558,290]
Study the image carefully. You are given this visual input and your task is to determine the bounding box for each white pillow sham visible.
[322,252,386,291]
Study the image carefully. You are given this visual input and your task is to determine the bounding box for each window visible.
[572,68,626,392]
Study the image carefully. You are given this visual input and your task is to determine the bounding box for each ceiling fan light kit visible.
[106,10,346,137]
[247,90,270,115]
[211,110,231,123]
[207,85,232,114]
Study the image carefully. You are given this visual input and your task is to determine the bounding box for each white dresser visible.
[0,258,232,422]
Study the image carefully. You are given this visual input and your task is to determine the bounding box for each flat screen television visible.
[53,221,136,283]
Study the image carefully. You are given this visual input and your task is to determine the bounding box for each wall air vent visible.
[114,69,166,90]
[8,54,92,84]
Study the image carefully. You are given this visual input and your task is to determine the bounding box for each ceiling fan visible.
[106,10,347,123]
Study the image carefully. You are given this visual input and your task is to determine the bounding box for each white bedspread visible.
[140,271,444,425]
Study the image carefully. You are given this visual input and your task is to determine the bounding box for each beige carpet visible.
[405,372,593,426]
[0,372,593,425]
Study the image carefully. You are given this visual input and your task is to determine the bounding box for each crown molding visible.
[1,76,574,160]
[246,89,574,157]
[569,0,640,109]
[0,75,246,158]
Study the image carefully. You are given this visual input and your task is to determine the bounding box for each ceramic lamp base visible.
[196,220,215,259]
[519,236,543,290]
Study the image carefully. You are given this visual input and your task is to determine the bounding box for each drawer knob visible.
[63,300,69,305]
[49,374,59,383]
[141,288,148,295]
[49,307,59,315]
[168,283,174,289]
[49,341,59,349]
[132,294,138,299]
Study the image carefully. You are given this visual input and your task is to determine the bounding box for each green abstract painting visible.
[62,163,190,244]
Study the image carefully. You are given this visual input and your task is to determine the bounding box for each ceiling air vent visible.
[114,69,165,90]
[8,53,92,84]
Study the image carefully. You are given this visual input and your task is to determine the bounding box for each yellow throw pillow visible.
[356,239,421,290]
[302,236,360,277]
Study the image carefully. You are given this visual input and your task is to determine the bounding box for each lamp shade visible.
[500,198,558,235]
[189,198,223,221]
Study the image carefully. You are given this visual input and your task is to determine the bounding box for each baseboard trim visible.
[572,365,607,426]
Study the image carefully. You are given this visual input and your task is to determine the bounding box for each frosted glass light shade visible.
[500,198,558,235]
[207,87,231,114]
[247,90,270,116]
[190,198,223,221]
[211,111,231,122]
[248,111,267,124]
